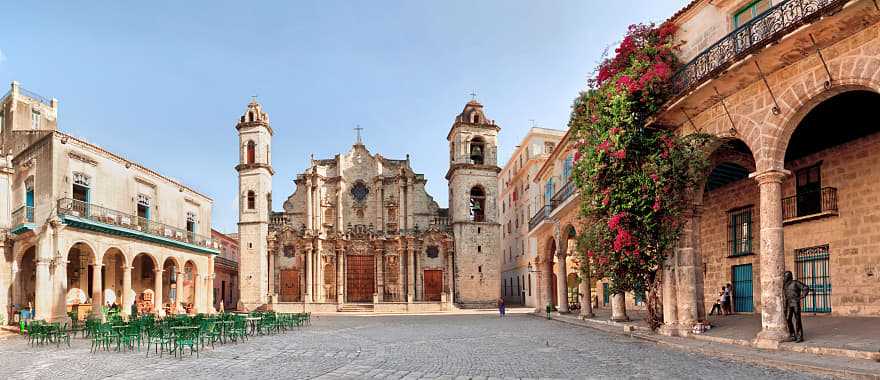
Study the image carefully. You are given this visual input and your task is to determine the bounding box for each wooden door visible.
[346,255,375,302]
[423,270,442,302]
[280,269,300,302]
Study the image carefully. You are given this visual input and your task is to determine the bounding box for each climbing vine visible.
[569,23,713,329]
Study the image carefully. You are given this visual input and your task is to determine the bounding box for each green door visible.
[796,245,831,313]
[732,264,754,313]
[602,283,610,305]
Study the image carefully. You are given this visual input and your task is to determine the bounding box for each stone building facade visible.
[0,81,219,323]
[499,127,564,307]
[652,0,880,345]
[236,100,501,312]
[527,130,647,319]
[211,229,239,311]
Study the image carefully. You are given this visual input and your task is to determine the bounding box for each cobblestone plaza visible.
[0,314,822,379]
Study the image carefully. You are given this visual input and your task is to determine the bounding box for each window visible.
[544,179,554,207]
[137,194,151,221]
[544,142,556,154]
[72,172,90,203]
[795,164,821,216]
[733,0,771,28]
[469,137,485,165]
[246,191,256,210]
[246,141,256,164]
[426,245,439,258]
[469,186,486,222]
[31,110,40,129]
[562,154,574,183]
[350,181,369,203]
[186,211,197,234]
[728,208,753,257]
[25,177,35,209]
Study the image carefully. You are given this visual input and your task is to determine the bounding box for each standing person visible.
[719,286,730,315]
[497,297,506,318]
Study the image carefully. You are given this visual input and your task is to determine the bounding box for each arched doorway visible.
[182,261,197,314]
[131,253,158,315]
[14,246,37,315]
[101,248,126,313]
[65,243,96,320]
[546,237,557,308]
[162,258,180,315]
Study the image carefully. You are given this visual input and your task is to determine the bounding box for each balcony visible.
[270,212,291,228]
[529,205,551,231]
[671,0,848,97]
[782,187,838,224]
[10,206,35,235]
[57,198,219,255]
[550,180,577,210]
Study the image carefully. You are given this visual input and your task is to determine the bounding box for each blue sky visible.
[0,1,687,233]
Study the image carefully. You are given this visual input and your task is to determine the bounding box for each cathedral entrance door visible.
[423,270,442,302]
[346,255,375,302]
[280,269,301,302]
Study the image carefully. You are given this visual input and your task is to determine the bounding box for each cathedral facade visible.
[236,100,501,312]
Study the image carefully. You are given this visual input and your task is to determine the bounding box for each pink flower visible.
[611,149,626,160]
[650,173,659,181]
[597,140,613,153]
[608,212,626,230]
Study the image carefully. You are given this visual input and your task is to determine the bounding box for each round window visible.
[351,181,369,202]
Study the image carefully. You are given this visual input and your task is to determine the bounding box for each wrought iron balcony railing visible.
[550,180,577,210]
[781,187,838,221]
[57,198,217,251]
[12,205,34,226]
[528,205,551,231]
[19,87,53,106]
[671,0,846,96]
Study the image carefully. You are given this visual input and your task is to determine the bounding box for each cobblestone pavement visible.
[0,314,826,379]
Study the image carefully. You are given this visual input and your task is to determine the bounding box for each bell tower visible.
[236,98,274,308]
[446,100,501,308]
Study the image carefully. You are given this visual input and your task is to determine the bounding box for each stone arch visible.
[469,136,486,165]
[13,245,37,309]
[65,242,97,307]
[698,137,757,204]
[161,255,182,314]
[468,185,486,222]
[769,74,880,168]
[101,247,127,308]
[246,140,256,164]
[181,260,199,313]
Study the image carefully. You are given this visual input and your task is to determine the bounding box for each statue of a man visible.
[783,271,811,342]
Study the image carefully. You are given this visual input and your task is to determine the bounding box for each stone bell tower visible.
[236,98,274,309]
[446,100,501,308]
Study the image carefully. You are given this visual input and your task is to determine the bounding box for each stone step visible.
[339,304,375,312]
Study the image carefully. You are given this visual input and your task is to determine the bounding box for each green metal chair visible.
[90,323,114,353]
[145,326,173,358]
[173,327,199,359]
[52,323,72,348]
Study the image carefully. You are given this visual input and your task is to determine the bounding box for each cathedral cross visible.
[469,90,477,100]
[354,125,364,144]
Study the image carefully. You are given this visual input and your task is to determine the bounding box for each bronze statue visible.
[783,271,811,342]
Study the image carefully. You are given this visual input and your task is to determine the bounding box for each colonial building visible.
[650,0,880,344]
[499,127,564,307]
[528,129,646,320]
[236,99,501,312]
[0,81,219,323]
[211,229,239,311]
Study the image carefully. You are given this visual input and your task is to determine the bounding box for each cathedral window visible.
[246,141,256,164]
[469,137,485,165]
[72,172,91,204]
[426,246,439,259]
[469,186,486,222]
[248,111,255,122]
[137,194,151,221]
[247,191,256,210]
[351,181,369,203]
[186,211,197,234]
[31,109,40,129]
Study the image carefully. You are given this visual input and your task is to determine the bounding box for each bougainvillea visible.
[569,23,713,329]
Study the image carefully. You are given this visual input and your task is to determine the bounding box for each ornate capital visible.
[749,169,790,185]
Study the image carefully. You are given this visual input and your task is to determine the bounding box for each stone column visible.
[154,269,164,315]
[34,259,52,320]
[304,247,313,303]
[53,258,69,322]
[375,251,383,301]
[660,255,679,336]
[578,262,594,318]
[752,169,790,347]
[306,184,313,230]
[316,249,324,302]
[91,263,104,318]
[175,270,184,314]
[675,207,706,329]
[540,258,554,311]
[555,253,569,313]
[610,292,628,322]
[336,249,344,304]
[406,241,415,303]
[206,274,215,313]
[121,265,133,316]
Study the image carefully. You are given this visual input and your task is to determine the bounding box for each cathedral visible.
[235,99,501,312]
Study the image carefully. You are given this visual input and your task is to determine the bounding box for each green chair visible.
[173,328,199,359]
[90,323,113,353]
[145,326,172,358]
[52,323,72,348]
[119,323,141,352]
[229,317,247,343]
[199,321,220,350]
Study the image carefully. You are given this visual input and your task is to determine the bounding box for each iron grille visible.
[795,244,831,313]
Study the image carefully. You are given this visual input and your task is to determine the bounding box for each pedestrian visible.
[718,286,730,315]
[709,288,724,316]
[722,284,733,315]
[497,297,506,318]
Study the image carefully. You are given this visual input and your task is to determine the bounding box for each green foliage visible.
[569,23,714,296]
